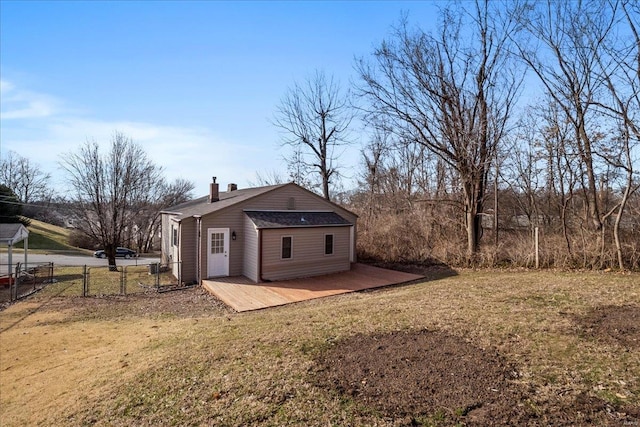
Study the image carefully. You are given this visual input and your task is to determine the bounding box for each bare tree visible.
[540,98,580,256]
[0,150,51,204]
[60,132,159,268]
[272,70,352,201]
[360,126,391,225]
[515,0,639,268]
[505,113,545,232]
[251,170,286,187]
[356,1,522,259]
[285,145,316,190]
[129,178,195,254]
[513,0,621,235]
[591,0,640,269]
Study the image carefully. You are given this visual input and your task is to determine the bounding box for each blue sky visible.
[1,0,439,195]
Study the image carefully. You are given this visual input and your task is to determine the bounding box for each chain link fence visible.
[1,261,184,304]
[0,262,55,303]
[84,262,183,296]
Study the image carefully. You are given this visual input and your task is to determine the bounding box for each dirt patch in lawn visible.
[574,305,640,349]
[315,329,638,426]
[6,286,231,325]
[60,287,231,321]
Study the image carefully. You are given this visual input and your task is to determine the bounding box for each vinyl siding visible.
[177,183,358,283]
[244,185,357,264]
[180,218,197,283]
[161,213,183,280]
[199,210,244,279]
[245,185,358,222]
[197,185,358,280]
[261,226,351,281]
[160,213,172,265]
[243,215,259,282]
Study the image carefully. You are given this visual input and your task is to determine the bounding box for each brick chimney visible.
[209,177,219,203]
[227,183,237,192]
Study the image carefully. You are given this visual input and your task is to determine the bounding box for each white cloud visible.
[0,79,59,119]
[0,80,14,92]
[0,113,279,195]
[46,118,259,192]
[1,85,282,194]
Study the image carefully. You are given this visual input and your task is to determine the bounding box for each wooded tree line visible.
[353,0,639,269]
[276,0,639,270]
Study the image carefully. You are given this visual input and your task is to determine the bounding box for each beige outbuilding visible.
[161,180,357,285]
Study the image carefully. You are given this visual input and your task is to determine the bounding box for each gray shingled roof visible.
[0,223,29,244]
[245,211,352,228]
[163,183,287,220]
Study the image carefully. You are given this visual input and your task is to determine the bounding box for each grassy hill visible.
[10,219,90,255]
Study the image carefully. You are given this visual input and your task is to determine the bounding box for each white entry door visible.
[207,228,229,277]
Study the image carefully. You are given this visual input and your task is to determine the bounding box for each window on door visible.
[325,234,334,255]
[211,232,225,254]
[281,236,292,259]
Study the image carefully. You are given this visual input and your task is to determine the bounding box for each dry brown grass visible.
[1,269,638,426]
[357,211,640,270]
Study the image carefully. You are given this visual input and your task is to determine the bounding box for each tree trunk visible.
[466,210,476,259]
[322,169,330,201]
[614,177,634,270]
[578,125,603,232]
[463,179,482,260]
[106,243,118,271]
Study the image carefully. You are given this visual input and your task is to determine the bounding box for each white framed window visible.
[281,236,293,259]
[324,233,334,255]
[210,232,225,254]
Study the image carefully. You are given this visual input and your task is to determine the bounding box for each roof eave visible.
[255,223,353,229]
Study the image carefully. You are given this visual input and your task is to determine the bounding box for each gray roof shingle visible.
[163,184,287,220]
[245,211,352,228]
[0,223,29,244]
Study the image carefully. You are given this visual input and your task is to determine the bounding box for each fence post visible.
[83,265,88,296]
[32,262,36,291]
[535,226,540,269]
[155,263,161,288]
[121,267,126,296]
[11,263,19,301]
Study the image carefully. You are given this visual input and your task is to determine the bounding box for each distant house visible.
[160,180,357,284]
[0,223,29,287]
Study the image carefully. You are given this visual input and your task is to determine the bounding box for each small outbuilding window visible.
[324,234,334,255]
[172,226,179,246]
[281,236,292,259]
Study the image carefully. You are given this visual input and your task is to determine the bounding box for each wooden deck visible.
[202,263,423,312]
